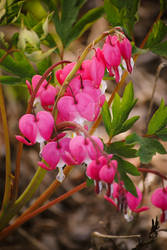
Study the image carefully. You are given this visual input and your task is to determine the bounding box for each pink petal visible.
[32,75,48,96]
[19,114,37,144]
[36,111,54,141]
[69,136,87,164]
[76,92,96,121]
[57,96,77,121]
[40,142,60,170]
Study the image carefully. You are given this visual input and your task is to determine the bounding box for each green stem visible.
[0,84,12,211]
[18,165,73,218]
[0,167,46,230]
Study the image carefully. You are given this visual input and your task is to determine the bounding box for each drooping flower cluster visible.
[26,75,59,111]
[16,32,134,185]
[38,135,104,181]
[105,182,149,221]
[86,155,117,195]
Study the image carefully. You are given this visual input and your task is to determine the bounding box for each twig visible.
[18,228,50,250]
[93,231,141,239]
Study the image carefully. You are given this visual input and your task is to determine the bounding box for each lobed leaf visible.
[126,133,167,163]
[144,20,167,49]
[105,141,137,158]
[109,82,138,136]
[104,0,139,38]
[0,49,35,78]
[118,170,138,197]
[156,128,167,141]
[147,99,167,135]
[67,6,104,46]
[102,101,112,136]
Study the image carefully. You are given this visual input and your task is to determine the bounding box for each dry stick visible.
[12,60,70,201]
[93,231,141,239]
[0,182,87,240]
[89,10,164,137]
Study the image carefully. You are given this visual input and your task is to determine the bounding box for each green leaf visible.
[36,56,52,75]
[33,12,54,39]
[121,82,137,122]
[110,82,138,136]
[119,116,140,133]
[115,156,140,176]
[126,133,167,163]
[150,41,167,58]
[160,0,167,11]
[156,128,167,141]
[144,20,167,49]
[0,0,24,25]
[0,50,35,78]
[0,75,22,85]
[147,99,167,135]
[105,141,137,158]
[119,171,137,197]
[102,101,112,136]
[67,6,104,46]
[86,178,94,187]
[53,0,86,46]
[104,0,139,38]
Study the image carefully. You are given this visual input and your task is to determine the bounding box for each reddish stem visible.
[138,168,167,181]
[0,182,87,240]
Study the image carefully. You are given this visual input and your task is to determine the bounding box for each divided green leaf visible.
[67,6,104,46]
[118,170,138,197]
[0,49,36,84]
[103,82,139,137]
[102,101,112,136]
[147,99,167,135]
[53,0,104,47]
[105,141,137,158]
[126,133,167,163]
[156,128,167,141]
[144,20,167,49]
[0,0,24,25]
[115,156,140,176]
[104,0,139,38]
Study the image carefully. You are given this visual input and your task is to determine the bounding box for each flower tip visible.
[16,135,33,146]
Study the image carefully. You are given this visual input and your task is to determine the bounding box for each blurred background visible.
[0,0,167,249]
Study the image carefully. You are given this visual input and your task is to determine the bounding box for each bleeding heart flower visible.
[105,183,149,222]
[16,111,54,146]
[151,187,167,223]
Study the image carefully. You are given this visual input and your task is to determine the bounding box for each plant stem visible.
[16,165,73,218]
[0,84,12,211]
[0,167,46,230]
[0,182,87,240]
[138,168,167,181]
